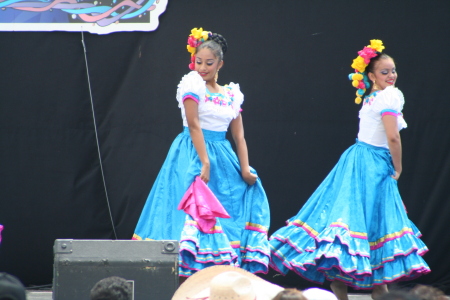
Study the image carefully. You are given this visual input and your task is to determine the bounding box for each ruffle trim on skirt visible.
[131,233,153,240]
[239,223,270,274]
[179,218,270,277]
[269,220,430,289]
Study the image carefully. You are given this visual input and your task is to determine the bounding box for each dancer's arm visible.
[383,114,402,180]
[230,114,258,185]
[184,99,210,183]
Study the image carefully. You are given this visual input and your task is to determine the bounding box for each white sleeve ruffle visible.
[372,86,405,115]
[373,86,407,129]
[176,71,206,108]
[228,82,244,118]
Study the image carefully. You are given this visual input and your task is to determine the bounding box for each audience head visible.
[302,287,338,300]
[90,276,132,300]
[0,272,26,300]
[376,290,421,300]
[410,285,447,300]
[273,288,308,300]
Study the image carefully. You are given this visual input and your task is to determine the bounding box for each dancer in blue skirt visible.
[269,40,430,300]
[133,27,270,277]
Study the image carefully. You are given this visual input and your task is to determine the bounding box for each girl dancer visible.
[133,28,271,278]
[269,40,430,300]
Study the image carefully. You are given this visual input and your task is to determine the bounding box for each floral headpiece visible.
[187,27,212,70]
[349,39,385,104]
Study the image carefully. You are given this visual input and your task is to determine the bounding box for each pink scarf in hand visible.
[178,176,230,233]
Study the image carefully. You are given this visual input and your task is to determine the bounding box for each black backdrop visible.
[1,0,449,293]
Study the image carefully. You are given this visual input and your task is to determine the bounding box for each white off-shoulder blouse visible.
[358,86,408,149]
[176,71,243,132]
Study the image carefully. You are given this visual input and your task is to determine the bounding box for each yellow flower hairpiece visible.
[369,39,385,52]
[190,27,209,40]
[349,39,385,104]
[351,56,367,73]
[187,27,211,69]
[187,45,196,56]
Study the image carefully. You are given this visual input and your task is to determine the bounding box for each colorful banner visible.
[0,0,167,34]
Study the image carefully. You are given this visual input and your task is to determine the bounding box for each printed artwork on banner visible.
[0,0,167,34]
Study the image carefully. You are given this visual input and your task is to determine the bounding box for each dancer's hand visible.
[391,170,401,180]
[242,170,258,185]
[200,163,210,184]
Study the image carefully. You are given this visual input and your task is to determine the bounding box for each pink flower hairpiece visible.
[186,27,211,70]
[349,39,385,104]
[358,47,378,64]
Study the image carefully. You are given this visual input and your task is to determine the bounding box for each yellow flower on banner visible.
[355,97,362,104]
[369,39,385,52]
[351,56,367,73]
[191,27,204,40]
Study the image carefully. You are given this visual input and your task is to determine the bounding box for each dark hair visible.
[0,273,26,300]
[273,288,307,300]
[196,32,228,62]
[90,276,132,300]
[361,52,393,100]
[409,285,447,300]
[376,290,421,300]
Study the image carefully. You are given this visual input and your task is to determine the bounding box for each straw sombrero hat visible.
[172,266,284,300]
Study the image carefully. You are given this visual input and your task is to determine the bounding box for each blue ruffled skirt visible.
[133,127,270,276]
[269,140,430,289]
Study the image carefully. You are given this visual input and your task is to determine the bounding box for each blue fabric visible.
[269,140,430,289]
[134,127,270,276]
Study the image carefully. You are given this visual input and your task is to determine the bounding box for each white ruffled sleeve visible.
[228,82,244,118]
[372,86,404,115]
[176,71,206,108]
[372,86,407,129]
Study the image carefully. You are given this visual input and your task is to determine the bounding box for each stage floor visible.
[26,290,374,300]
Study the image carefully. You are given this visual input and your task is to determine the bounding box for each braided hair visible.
[196,32,228,61]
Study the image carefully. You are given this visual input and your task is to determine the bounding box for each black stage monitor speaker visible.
[52,239,179,300]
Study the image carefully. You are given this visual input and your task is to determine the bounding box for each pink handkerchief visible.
[178,176,230,233]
